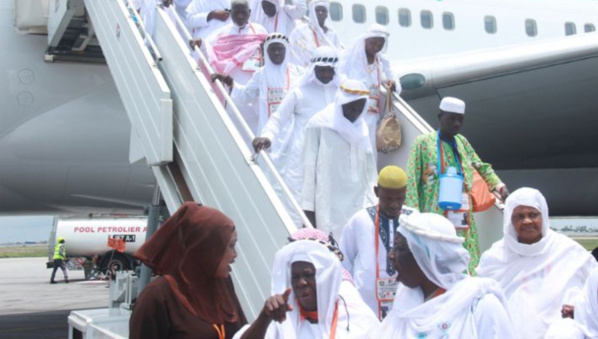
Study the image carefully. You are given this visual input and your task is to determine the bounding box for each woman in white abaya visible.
[477,187,598,339]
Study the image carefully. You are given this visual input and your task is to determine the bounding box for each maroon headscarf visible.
[135,202,245,324]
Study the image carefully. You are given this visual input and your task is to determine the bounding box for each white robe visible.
[260,79,337,209]
[249,281,378,339]
[231,63,304,135]
[250,0,307,37]
[233,240,379,339]
[289,23,341,67]
[360,58,396,160]
[370,277,515,338]
[477,187,598,339]
[478,231,597,339]
[185,0,230,39]
[340,206,415,317]
[338,26,400,160]
[301,106,377,239]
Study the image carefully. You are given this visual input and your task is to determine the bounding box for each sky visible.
[0,216,55,244]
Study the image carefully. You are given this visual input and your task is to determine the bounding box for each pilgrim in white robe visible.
[370,213,515,338]
[338,24,401,160]
[249,0,306,37]
[231,34,303,135]
[288,0,341,67]
[340,206,415,318]
[260,47,339,223]
[233,240,379,339]
[301,80,377,240]
[477,187,598,339]
[185,0,230,39]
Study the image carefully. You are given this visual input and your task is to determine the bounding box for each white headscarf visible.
[372,213,509,338]
[308,0,334,46]
[477,187,598,339]
[263,33,291,90]
[307,79,370,150]
[270,240,379,338]
[298,45,340,87]
[398,213,469,289]
[502,187,552,256]
[338,24,389,82]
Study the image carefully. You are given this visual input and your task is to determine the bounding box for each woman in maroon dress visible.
[129,202,247,339]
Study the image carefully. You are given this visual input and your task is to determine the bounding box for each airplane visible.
[1,1,155,215]
[2,0,597,220]
[3,0,596,333]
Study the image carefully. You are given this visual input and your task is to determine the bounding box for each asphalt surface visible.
[0,257,110,338]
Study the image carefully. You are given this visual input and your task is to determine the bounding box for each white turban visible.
[299,45,339,87]
[262,33,291,91]
[398,213,470,289]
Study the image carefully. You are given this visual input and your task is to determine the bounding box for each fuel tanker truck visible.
[47,216,148,279]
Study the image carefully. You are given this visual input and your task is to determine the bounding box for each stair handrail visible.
[168,8,314,229]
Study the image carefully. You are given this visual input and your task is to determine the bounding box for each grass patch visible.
[572,238,598,251]
[0,244,48,258]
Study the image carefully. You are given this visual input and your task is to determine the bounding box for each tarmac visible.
[0,257,110,338]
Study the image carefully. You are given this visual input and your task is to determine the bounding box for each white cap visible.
[439,97,465,114]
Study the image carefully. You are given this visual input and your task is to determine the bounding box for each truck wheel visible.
[102,252,131,278]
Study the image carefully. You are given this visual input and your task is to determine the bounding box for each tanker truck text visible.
[73,226,147,233]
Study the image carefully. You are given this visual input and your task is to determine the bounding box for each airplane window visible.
[353,4,366,23]
[421,10,433,29]
[585,24,596,32]
[525,19,537,37]
[565,22,577,36]
[376,6,389,25]
[485,16,497,34]
[398,8,411,27]
[329,2,342,22]
[442,12,455,30]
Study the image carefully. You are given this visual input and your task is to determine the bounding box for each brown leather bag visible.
[376,89,402,154]
[471,171,496,212]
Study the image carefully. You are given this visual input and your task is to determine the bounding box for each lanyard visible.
[436,131,463,175]
[329,302,339,339]
[299,301,339,338]
[212,324,225,339]
[373,205,395,277]
[274,13,279,32]
[239,23,256,34]
[367,59,382,113]
[312,28,320,47]
[374,205,397,318]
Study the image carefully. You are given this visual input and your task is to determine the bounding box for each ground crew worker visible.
[50,237,68,284]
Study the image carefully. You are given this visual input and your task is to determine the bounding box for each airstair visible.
[43,0,503,337]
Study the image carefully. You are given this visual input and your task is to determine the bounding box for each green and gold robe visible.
[405,132,502,272]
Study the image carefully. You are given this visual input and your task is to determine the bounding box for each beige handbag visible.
[376,89,402,154]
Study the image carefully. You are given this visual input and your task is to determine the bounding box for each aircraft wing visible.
[393,34,598,215]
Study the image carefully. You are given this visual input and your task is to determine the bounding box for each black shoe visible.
[65,279,69,284]
[50,281,57,284]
